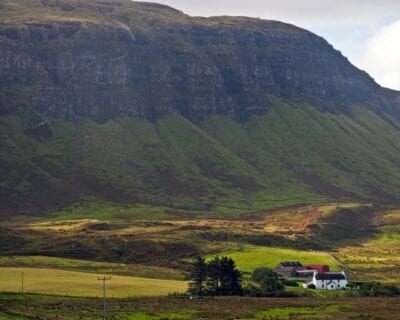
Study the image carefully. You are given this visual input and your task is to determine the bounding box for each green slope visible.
[1,97,400,215]
[202,99,400,202]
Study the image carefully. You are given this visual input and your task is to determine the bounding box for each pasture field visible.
[0,267,187,297]
[206,246,341,272]
[0,293,400,320]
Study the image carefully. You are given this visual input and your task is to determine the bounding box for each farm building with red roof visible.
[304,265,330,273]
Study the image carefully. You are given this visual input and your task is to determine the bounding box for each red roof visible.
[294,266,308,271]
[304,265,330,273]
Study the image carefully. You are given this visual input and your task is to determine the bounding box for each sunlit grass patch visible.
[0,267,187,298]
[207,246,340,272]
[318,203,367,216]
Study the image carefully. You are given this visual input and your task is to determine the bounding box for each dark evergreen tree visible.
[219,256,242,296]
[188,256,207,296]
[205,256,220,295]
[189,255,243,296]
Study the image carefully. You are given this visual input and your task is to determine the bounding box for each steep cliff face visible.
[1,0,400,214]
[1,0,396,122]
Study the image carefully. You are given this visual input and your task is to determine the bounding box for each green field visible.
[208,246,341,272]
[0,268,187,297]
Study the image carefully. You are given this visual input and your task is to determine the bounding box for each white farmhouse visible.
[303,271,348,290]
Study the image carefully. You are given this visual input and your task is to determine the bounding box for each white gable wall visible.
[313,278,348,290]
[304,271,348,290]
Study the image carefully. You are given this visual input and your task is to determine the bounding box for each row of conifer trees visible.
[188,256,242,296]
[188,255,287,297]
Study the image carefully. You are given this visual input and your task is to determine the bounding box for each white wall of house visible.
[313,278,348,290]
[303,271,348,290]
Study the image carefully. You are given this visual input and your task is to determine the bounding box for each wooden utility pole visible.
[97,276,111,320]
[21,272,24,294]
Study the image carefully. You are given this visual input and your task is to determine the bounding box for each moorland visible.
[1,202,399,319]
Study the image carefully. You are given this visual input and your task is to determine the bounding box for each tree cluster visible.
[245,267,285,297]
[188,256,242,296]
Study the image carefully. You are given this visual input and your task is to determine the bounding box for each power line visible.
[97,276,112,320]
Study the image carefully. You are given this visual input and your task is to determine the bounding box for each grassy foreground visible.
[0,293,400,320]
[0,268,187,298]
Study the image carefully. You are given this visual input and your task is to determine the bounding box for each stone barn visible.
[274,261,305,278]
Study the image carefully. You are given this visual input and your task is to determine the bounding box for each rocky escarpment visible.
[0,0,398,124]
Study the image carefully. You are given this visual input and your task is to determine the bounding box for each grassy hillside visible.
[2,98,400,215]
[0,256,185,280]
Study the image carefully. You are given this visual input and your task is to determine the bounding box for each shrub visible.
[250,267,285,297]
[349,281,400,297]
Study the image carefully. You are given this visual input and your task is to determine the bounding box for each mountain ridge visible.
[1,0,400,215]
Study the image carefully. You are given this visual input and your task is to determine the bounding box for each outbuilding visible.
[274,261,305,278]
[304,264,330,273]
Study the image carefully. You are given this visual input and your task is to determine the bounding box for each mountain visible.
[1,0,400,215]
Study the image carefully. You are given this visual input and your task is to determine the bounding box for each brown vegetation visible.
[1,294,400,319]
